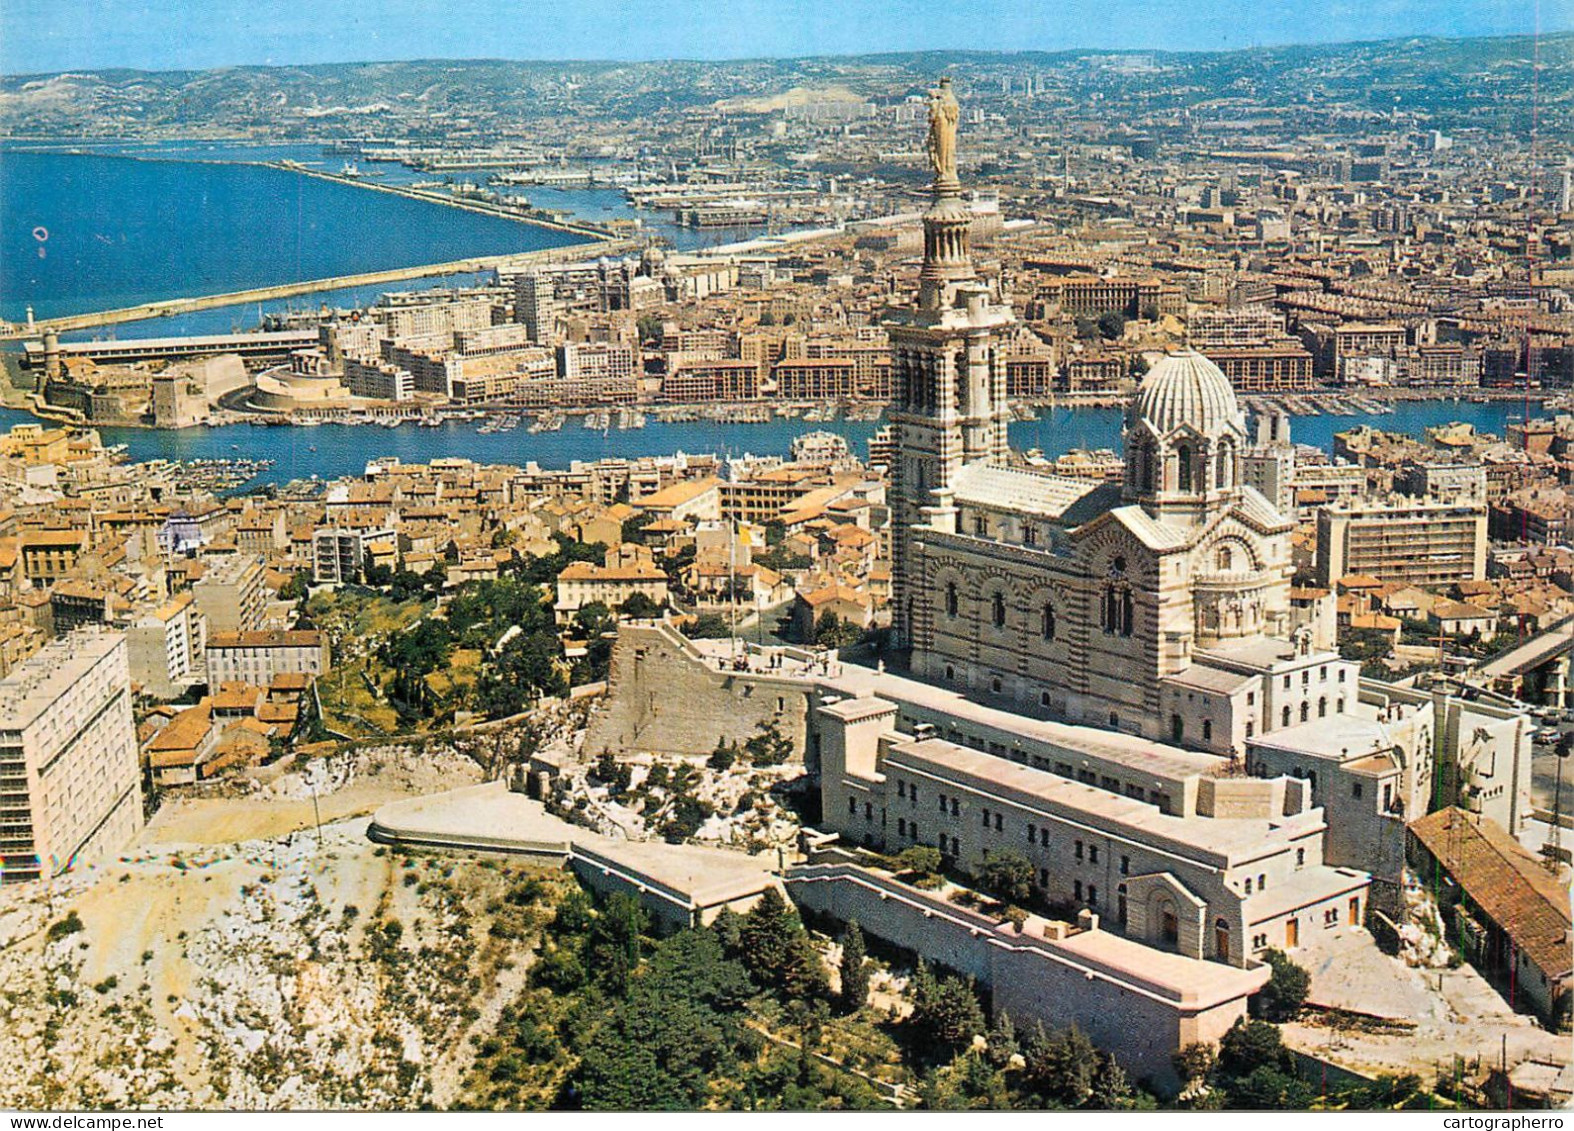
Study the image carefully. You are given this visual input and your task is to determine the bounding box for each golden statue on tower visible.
[926,76,960,190]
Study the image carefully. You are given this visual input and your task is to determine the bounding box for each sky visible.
[1,0,1564,75]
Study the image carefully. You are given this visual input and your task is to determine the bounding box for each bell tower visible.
[885,76,1015,649]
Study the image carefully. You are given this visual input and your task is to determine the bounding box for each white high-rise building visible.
[0,631,142,884]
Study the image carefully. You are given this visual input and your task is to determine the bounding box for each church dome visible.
[1129,350,1242,439]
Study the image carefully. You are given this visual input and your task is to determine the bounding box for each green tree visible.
[837,921,869,1014]
[738,887,828,1001]
[1253,948,1311,1022]
[708,738,738,772]
[278,570,311,602]
[908,960,986,1056]
[659,792,714,843]
[684,612,731,639]
[587,893,648,997]
[1097,311,1127,340]
[1173,1041,1217,1090]
[814,611,863,649]
[1021,1023,1097,1106]
[1227,1065,1314,1109]
[977,849,1035,906]
[744,718,795,767]
[1217,1017,1291,1078]
[636,313,664,344]
[621,590,662,619]
[897,844,943,876]
[574,927,753,1110]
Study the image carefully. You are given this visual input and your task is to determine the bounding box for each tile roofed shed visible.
[1408,807,1572,982]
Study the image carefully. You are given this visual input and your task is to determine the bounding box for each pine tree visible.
[838,920,869,1014]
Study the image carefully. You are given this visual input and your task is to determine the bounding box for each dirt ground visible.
[1285,925,1571,1086]
[0,743,529,1109]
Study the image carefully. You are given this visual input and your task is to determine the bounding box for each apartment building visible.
[126,592,204,698]
[0,631,142,884]
[191,553,267,635]
[1316,495,1488,586]
[206,630,329,686]
[662,360,761,403]
[313,526,398,585]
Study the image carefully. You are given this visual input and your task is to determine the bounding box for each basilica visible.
[880,84,1530,864]
[887,149,1339,757]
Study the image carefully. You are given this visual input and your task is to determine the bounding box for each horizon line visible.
[4,26,1571,82]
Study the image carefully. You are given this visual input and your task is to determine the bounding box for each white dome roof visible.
[1130,350,1242,439]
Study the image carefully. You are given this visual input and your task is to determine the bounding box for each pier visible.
[269,162,621,241]
[0,238,638,341]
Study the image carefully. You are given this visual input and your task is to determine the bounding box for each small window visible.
[991,676,1002,694]
[1245,878,1253,895]
[992,591,1006,628]
[1088,885,1098,907]
[994,813,1003,832]
[848,796,857,815]
[1352,781,1364,799]
[1074,840,1084,860]
[1027,822,1037,843]
[1202,719,1213,742]
[1120,855,1130,875]
[1295,847,1305,868]
[897,780,907,798]
[945,582,958,618]
[864,803,873,820]
[1074,880,1084,901]
[897,817,907,837]
[1040,690,1052,708]
[1258,874,1266,890]
[982,807,991,828]
[1089,845,1099,864]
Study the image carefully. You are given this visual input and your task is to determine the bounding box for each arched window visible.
[1216,442,1233,488]
[1300,702,1310,723]
[1215,917,1231,959]
[1102,584,1135,637]
[1295,847,1306,868]
[1318,696,1327,718]
[1281,705,1291,727]
[1176,444,1193,492]
[1216,545,1233,572]
[992,591,1006,628]
[1040,602,1056,641]
[945,582,958,618]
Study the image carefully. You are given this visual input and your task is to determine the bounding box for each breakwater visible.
[0,240,635,340]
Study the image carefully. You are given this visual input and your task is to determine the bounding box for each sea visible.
[0,140,1543,490]
[0,140,762,337]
